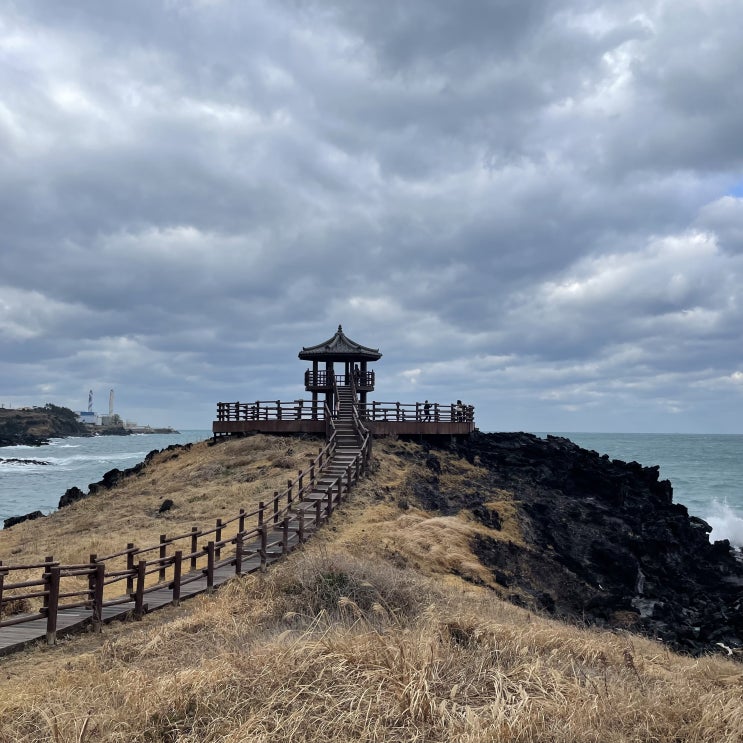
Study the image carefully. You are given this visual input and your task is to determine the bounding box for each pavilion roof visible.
[298,325,382,362]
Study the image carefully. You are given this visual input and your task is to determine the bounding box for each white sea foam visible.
[43,452,148,466]
[705,501,743,548]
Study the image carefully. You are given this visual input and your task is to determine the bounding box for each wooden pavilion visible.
[213,325,475,439]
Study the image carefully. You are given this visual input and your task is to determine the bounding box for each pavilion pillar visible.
[312,360,318,419]
[360,360,368,413]
[326,361,334,415]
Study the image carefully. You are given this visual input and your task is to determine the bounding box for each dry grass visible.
[1,436,742,742]
[0,435,320,605]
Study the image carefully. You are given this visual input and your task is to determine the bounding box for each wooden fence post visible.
[159,535,167,582]
[258,501,265,527]
[298,470,304,499]
[235,533,244,575]
[126,544,135,594]
[315,499,322,527]
[45,566,61,646]
[327,485,334,517]
[172,551,182,606]
[88,553,97,606]
[93,562,105,632]
[298,511,305,544]
[287,479,293,507]
[260,524,268,571]
[238,508,246,533]
[273,491,280,524]
[134,560,146,618]
[41,556,54,616]
[206,542,215,592]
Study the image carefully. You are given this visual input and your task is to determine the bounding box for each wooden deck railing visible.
[215,399,324,422]
[366,401,474,423]
[0,416,371,648]
[215,398,475,425]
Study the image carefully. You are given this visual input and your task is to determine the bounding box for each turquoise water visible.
[0,430,211,524]
[539,433,743,547]
[2,431,741,547]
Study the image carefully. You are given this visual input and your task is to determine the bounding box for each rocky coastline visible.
[409,432,743,655]
[0,403,144,448]
[0,404,91,447]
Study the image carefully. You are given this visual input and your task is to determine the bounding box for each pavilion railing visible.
[304,370,375,389]
[215,399,475,425]
[215,400,324,422]
[365,401,475,423]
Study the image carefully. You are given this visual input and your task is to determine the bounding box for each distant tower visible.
[109,389,115,416]
[88,390,93,413]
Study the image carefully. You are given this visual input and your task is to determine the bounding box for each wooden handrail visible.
[0,404,368,647]
[366,400,474,423]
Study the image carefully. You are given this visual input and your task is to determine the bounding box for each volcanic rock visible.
[409,431,743,655]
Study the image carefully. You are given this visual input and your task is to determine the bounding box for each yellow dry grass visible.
[1,435,742,742]
[0,435,321,605]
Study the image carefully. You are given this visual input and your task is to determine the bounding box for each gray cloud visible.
[0,0,741,433]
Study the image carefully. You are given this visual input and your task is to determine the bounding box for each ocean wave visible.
[705,501,743,549]
[42,452,147,466]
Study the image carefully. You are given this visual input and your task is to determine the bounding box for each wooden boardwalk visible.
[0,391,368,658]
[0,505,328,656]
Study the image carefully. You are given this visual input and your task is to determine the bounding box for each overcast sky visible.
[1,0,742,433]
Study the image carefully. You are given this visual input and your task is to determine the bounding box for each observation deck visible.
[212,325,475,439]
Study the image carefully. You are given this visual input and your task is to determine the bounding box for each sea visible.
[0,431,741,548]
[0,430,211,527]
[540,433,743,548]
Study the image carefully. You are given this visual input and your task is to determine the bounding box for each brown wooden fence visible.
[215,398,475,424]
[215,399,323,422]
[0,405,372,650]
[367,401,474,423]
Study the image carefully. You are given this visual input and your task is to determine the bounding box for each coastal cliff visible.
[408,432,743,654]
[0,404,90,446]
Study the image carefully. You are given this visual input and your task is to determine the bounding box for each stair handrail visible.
[347,384,372,472]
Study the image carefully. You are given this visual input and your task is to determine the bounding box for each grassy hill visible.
[1,435,742,742]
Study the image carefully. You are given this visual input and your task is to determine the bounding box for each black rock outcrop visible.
[4,510,45,529]
[414,431,743,655]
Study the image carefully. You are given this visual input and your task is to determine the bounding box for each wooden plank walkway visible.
[0,439,363,658]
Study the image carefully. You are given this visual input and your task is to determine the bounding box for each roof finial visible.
[338,324,343,333]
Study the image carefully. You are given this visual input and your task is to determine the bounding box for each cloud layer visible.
[1,0,741,432]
